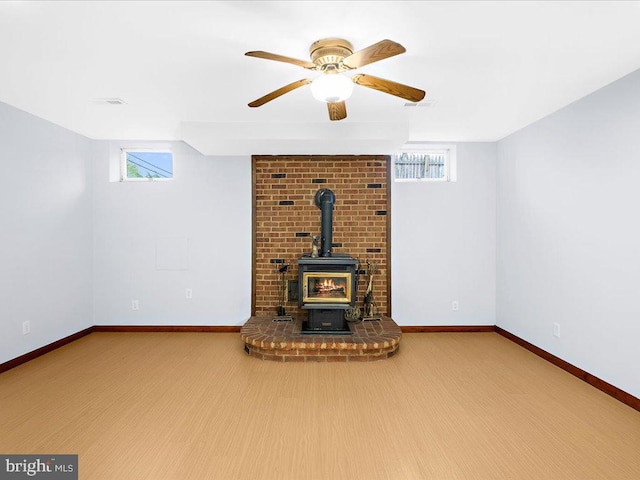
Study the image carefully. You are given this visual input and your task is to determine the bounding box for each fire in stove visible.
[313,278,345,295]
[304,273,350,302]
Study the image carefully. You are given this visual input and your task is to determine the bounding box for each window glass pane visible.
[125,151,173,180]
[394,151,448,181]
[427,153,446,179]
[395,153,426,179]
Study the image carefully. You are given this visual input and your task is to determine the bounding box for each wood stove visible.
[298,255,357,333]
[298,189,357,334]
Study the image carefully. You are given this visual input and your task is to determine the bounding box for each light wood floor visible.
[1,332,639,479]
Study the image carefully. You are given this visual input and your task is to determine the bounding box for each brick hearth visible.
[241,316,401,362]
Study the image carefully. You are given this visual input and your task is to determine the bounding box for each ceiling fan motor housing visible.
[310,38,354,69]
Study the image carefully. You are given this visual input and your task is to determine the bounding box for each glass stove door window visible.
[303,273,351,303]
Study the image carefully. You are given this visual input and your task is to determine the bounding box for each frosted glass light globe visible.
[310,73,354,103]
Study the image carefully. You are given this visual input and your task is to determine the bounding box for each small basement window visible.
[393,149,451,181]
[121,149,173,181]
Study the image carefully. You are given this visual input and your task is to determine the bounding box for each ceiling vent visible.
[404,99,434,108]
[93,98,126,105]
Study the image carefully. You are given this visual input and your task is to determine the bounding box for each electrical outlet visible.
[452,300,459,311]
[22,321,31,335]
[186,288,193,299]
[553,322,561,338]
[132,300,139,311]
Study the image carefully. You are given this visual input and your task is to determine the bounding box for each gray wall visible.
[0,101,93,364]
[91,141,252,326]
[497,69,640,398]
[391,143,497,325]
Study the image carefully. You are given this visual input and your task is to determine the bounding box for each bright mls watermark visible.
[1,455,77,479]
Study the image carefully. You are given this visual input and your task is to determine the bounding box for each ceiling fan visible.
[245,38,426,121]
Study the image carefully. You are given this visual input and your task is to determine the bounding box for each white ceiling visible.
[1,1,639,155]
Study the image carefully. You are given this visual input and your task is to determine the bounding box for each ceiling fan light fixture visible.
[310,72,354,103]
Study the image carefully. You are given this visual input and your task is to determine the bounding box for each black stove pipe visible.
[314,188,335,257]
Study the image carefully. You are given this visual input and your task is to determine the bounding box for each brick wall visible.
[252,155,390,317]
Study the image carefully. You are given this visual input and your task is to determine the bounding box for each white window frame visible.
[120,148,174,182]
[393,144,457,183]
